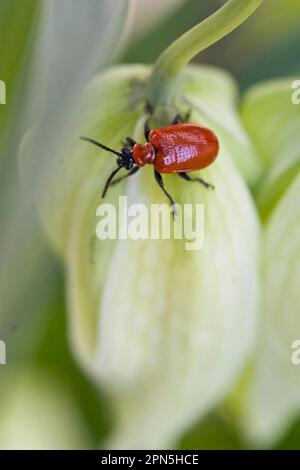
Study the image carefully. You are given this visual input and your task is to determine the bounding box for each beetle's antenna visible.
[102,166,123,198]
[80,136,122,157]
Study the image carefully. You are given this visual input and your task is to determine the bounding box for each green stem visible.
[147,0,263,107]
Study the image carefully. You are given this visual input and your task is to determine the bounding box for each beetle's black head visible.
[79,136,137,198]
[79,136,135,171]
[117,146,134,171]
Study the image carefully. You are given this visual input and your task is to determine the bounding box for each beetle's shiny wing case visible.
[149,123,219,173]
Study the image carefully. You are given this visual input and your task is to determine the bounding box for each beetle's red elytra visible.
[80,112,219,216]
[133,123,219,173]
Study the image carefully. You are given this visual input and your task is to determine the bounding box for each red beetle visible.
[80,113,219,212]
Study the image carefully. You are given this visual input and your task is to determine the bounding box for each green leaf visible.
[0,0,38,166]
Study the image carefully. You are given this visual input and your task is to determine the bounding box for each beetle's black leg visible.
[145,101,154,115]
[171,110,191,125]
[102,166,123,198]
[144,118,151,141]
[110,166,140,186]
[154,170,177,218]
[171,114,183,125]
[126,137,137,148]
[144,102,154,141]
[178,172,214,190]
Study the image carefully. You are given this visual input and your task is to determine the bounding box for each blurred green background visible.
[0,0,299,449]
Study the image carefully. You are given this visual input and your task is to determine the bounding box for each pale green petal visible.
[65,65,260,448]
[230,79,300,447]
[179,65,262,185]
[31,0,131,117]
[0,368,90,450]
[241,78,300,218]
[239,172,300,446]
[103,152,259,449]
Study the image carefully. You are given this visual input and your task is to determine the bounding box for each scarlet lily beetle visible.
[80,111,219,214]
